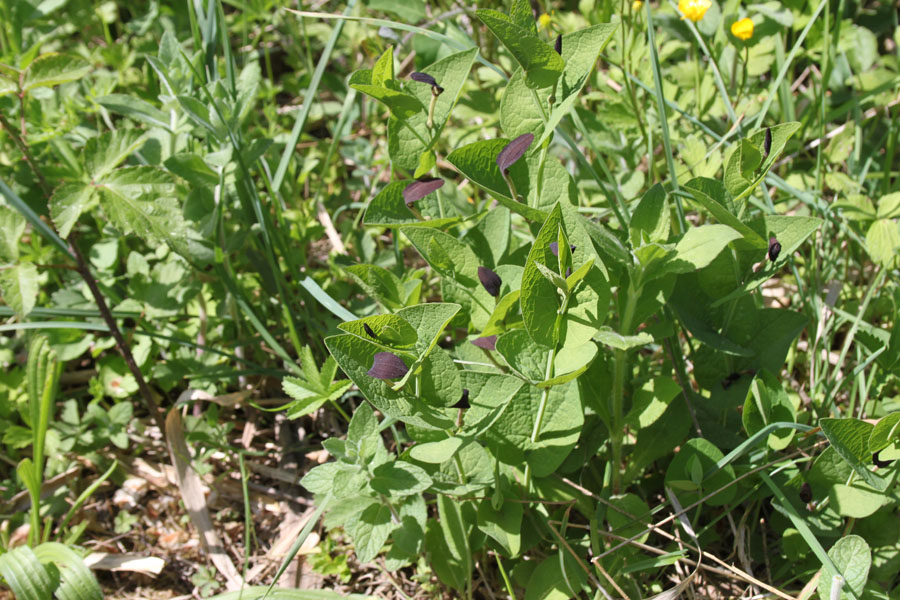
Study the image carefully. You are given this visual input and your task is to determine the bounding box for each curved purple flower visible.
[496,133,534,172]
[471,335,497,351]
[367,352,409,379]
[477,266,502,297]
[767,236,781,262]
[455,388,470,409]
[410,72,444,94]
[554,34,562,55]
[403,178,444,206]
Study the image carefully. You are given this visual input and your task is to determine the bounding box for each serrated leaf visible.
[85,130,147,180]
[0,205,26,262]
[49,183,96,238]
[0,262,39,316]
[95,166,186,249]
[23,53,90,91]
[346,502,393,563]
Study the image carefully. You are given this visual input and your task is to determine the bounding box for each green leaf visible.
[476,9,563,89]
[664,438,736,506]
[723,122,801,203]
[363,181,459,229]
[595,328,654,351]
[629,184,670,247]
[388,48,478,170]
[419,347,463,407]
[876,191,900,219]
[409,436,465,463]
[743,370,796,450]
[401,227,480,286]
[207,587,375,600]
[0,261,39,316]
[23,53,90,91]
[85,130,147,180]
[0,205,26,262]
[446,139,549,222]
[521,205,564,346]
[437,493,471,571]
[32,542,103,600]
[325,333,454,430]
[371,46,393,86]
[817,535,871,600]
[96,166,186,250]
[683,178,764,246]
[523,551,587,600]
[370,460,433,498]
[667,225,742,275]
[820,417,884,490]
[49,183,96,239]
[395,303,461,359]
[95,94,171,131]
[869,412,900,454]
[338,313,418,349]
[486,381,582,477]
[477,498,523,557]
[866,218,900,267]
[607,493,652,544]
[538,23,618,144]
[828,483,889,519]
[347,401,379,443]
[0,74,17,97]
[346,502,393,564]
[345,263,405,309]
[0,545,55,600]
[351,84,424,121]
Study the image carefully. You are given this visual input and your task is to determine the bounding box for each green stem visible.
[611,278,639,492]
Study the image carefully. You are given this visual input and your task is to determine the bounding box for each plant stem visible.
[611,278,638,492]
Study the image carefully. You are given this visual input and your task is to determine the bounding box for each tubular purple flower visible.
[367,352,409,379]
[477,266,502,297]
[471,335,498,351]
[496,133,534,172]
[410,72,444,94]
[403,178,444,206]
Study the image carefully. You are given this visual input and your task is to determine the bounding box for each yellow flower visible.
[731,17,754,41]
[678,0,711,22]
[538,13,552,30]
[632,0,642,11]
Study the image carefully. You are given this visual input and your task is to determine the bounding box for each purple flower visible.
[367,352,409,379]
[471,335,497,351]
[768,236,781,262]
[496,133,534,172]
[410,72,444,94]
[455,388,470,409]
[403,178,444,206]
[477,266,502,297]
[763,127,772,159]
[363,323,377,338]
[549,242,576,257]
[554,34,562,55]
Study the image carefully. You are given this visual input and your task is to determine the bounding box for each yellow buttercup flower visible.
[632,0,642,11]
[731,17,754,41]
[538,13,552,30]
[678,0,711,22]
